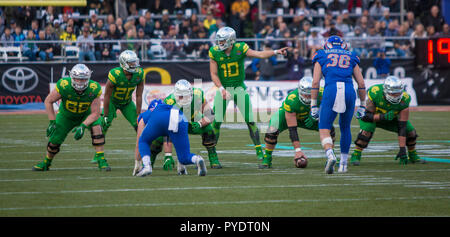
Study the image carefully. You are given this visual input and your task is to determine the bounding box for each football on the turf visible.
[294,157,308,168]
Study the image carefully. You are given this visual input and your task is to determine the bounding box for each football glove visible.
[132,159,143,176]
[46,120,57,137]
[304,115,317,129]
[102,116,112,133]
[310,106,319,121]
[380,110,395,121]
[355,106,366,119]
[395,147,408,165]
[72,123,87,140]
[163,155,175,170]
[191,122,203,133]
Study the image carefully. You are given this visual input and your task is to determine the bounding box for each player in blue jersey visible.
[132,99,207,177]
[310,36,367,174]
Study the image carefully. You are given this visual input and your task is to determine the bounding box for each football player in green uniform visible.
[145,79,220,170]
[95,50,145,163]
[260,77,335,168]
[351,76,423,165]
[209,26,288,160]
[32,64,111,171]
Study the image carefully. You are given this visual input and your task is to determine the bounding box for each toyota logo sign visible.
[1,67,39,93]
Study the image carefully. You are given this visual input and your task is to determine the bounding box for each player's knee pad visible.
[202,132,216,148]
[354,130,373,149]
[264,130,279,145]
[91,134,105,146]
[407,130,418,147]
[47,142,61,155]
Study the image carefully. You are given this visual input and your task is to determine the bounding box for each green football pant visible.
[268,110,319,132]
[48,112,102,145]
[212,86,260,145]
[104,101,138,130]
[358,119,415,133]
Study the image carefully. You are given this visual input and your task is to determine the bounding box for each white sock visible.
[340,153,348,165]
[142,155,151,167]
[165,153,172,157]
[325,149,335,160]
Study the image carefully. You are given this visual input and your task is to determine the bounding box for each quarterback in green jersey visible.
[32,64,111,171]
[260,77,335,168]
[209,26,288,160]
[351,76,423,165]
[96,50,145,163]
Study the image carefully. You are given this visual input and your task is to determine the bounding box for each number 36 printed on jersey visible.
[326,54,351,68]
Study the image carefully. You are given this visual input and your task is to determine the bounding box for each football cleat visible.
[324,150,337,174]
[258,155,272,169]
[195,155,207,176]
[338,163,348,173]
[177,162,188,175]
[208,154,222,169]
[136,166,152,177]
[32,159,52,171]
[350,152,361,166]
[97,158,111,171]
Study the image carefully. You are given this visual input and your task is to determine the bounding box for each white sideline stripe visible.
[1,196,449,211]
[1,182,449,196]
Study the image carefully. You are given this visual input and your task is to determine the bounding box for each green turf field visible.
[0,111,449,217]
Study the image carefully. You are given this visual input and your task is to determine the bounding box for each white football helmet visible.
[383,76,404,104]
[215,27,236,51]
[298,76,313,105]
[69,64,92,92]
[174,79,193,106]
[119,50,140,73]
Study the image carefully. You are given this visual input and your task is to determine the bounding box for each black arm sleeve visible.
[398,121,407,137]
[361,111,375,122]
[288,126,299,143]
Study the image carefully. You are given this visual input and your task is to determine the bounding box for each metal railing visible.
[0,36,423,63]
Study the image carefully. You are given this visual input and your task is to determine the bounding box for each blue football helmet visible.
[148,99,163,111]
[324,36,348,50]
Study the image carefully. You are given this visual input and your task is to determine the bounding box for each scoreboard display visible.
[415,38,450,68]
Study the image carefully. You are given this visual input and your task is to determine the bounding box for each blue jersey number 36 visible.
[326,54,350,69]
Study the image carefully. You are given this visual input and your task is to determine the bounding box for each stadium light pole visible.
[400,0,405,24]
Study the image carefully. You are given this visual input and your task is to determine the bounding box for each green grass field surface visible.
[0,111,449,217]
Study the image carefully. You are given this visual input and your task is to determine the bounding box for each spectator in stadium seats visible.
[210,0,226,19]
[300,20,311,37]
[41,6,57,28]
[253,10,269,36]
[173,0,184,13]
[347,26,367,57]
[95,28,114,61]
[173,10,184,26]
[440,23,450,36]
[194,28,211,58]
[128,2,139,18]
[1,27,14,47]
[60,24,77,48]
[288,11,309,37]
[44,25,59,55]
[384,20,398,37]
[322,20,343,38]
[12,25,25,48]
[93,19,105,38]
[401,21,413,36]
[77,26,96,62]
[203,11,216,31]
[59,13,69,30]
[426,25,438,37]
[327,0,345,13]
[38,30,54,61]
[251,43,277,81]
[124,16,136,32]
[23,30,38,61]
[379,8,392,25]
[105,14,115,29]
[410,23,427,49]
[387,0,400,13]
[21,6,36,30]
[335,14,350,35]
[423,5,444,33]
[0,17,5,37]
[231,0,250,16]
[359,9,375,28]
[394,25,412,57]
[135,28,152,60]
[369,0,386,16]
[82,19,93,34]
[366,26,382,57]
[183,0,200,14]
[161,10,173,33]
[201,0,211,15]
[150,0,164,15]
[53,20,64,39]
[179,16,192,36]
[373,49,391,78]
[307,27,324,58]
[286,47,306,80]
[151,20,165,38]
[30,19,40,40]
[136,16,153,37]
[66,18,80,36]
[356,16,369,34]
[406,11,420,30]
[9,19,17,32]
[122,28,137,51]
[347,0,362,13]
[162,25,187,59]
[293,0,310,15]
[309,0,327,13]
[115,17,125,37]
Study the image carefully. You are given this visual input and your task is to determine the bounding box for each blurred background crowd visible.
[0,0,448,62]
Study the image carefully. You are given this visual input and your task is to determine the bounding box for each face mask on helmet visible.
[385,91,403,104]
[119,50,140,73]
[298,77,313,105]
[174,80,193,106]
[215,27,235,51]
[383,77,404,104]
[70,64,92,92]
